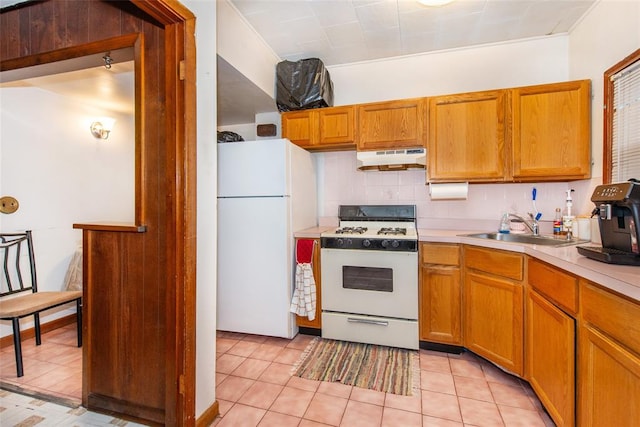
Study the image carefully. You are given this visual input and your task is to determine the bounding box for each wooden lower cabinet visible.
[419,243,461,345]
[526,257,578,427]
[295,238,322,330]
[526,289,575,427]
[578,280,640,426]
[463,246,524,376]
[578,325,640,426]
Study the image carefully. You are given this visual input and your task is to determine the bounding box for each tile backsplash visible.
[316,151,598,232]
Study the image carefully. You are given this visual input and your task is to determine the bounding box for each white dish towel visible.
[289,239,316,321]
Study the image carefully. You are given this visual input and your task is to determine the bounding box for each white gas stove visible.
[320,205,419,350]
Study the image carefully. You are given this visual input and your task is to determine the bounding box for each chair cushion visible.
[0,291,82,318]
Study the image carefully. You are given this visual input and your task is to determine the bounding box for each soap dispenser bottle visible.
[562,189,575,235]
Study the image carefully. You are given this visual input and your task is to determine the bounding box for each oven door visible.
[321,248,418,320]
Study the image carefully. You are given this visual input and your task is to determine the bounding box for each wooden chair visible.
[0,230,82,377]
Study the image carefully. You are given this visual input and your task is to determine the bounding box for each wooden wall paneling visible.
[17,7,30,56]
[87,1,124,42]
[82,229,165,423]
[50,0,68,47]
[0,12,14,58]
[83,231,121,402]
[65,0,90,47]
[30,1,55,53]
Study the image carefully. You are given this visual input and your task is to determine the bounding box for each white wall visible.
[328,35,570,104]
[181,0,218,419]
[216,0,280,98]
[218,111,282,141]
[0,86,134,336]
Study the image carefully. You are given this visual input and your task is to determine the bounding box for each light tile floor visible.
[0,324,145,426]
[214,331,556,427]
[1,325,556,426]
[0,324,82,406]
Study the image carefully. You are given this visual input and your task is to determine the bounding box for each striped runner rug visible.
[292,338,419,396]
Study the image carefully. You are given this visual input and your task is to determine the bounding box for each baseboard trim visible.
[298,327,321,336]
[196,400,219,427]
[0,314,77,349]
[419,341,464,354]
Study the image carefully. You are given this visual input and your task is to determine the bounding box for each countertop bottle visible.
[562,189,575,235]
[553,208,562,235]
[499,213,510,234]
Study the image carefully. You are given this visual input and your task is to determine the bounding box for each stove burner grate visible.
[377,227,407,236]
[335,227,368,235]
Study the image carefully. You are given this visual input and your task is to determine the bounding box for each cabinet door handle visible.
[347,317,389,327]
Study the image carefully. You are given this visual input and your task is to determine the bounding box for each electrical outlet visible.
[0,196,19,214]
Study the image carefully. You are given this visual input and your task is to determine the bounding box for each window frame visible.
[603,48,640,184]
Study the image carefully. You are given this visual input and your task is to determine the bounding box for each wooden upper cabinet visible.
[282,106,356,151]
[356,98,426,151]
[318,106,356,147]
[282,110,318,147]
[511,80,591,181]
[428,90,507,182]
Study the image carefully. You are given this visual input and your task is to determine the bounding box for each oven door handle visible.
[347,317,389,327]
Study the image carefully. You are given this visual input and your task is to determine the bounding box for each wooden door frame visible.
[0,0,197,424]
[131,1,196,425]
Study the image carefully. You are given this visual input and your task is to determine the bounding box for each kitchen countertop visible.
[418,228,640,304]
[294,226,640,304]
[294,226,334,238]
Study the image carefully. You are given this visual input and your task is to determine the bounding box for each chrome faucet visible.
[508,213,540,236]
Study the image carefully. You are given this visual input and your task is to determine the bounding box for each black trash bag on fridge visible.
[217,131,244,143]
[276,58,334,112]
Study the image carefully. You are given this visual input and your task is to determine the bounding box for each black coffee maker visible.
[577,180,640,265]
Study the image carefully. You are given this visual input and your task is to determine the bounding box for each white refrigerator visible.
[217,139,317,338]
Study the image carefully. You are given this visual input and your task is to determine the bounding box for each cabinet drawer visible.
[322,312,419,350]
[464,246,523,281]
[581,280,640,355]
[528,257,578,315]
[421,243,459,266]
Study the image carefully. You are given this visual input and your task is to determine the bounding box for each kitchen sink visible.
[464,232,588,247]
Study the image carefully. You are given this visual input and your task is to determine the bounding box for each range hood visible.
[356,148,426,171]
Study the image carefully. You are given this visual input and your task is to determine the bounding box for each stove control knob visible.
[362,239,371,248]
[391,240,400,248]
[336,238,344,247]
[381,239,390,248]
[346,239,353,247]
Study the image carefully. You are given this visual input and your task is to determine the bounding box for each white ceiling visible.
[230,0,596,67]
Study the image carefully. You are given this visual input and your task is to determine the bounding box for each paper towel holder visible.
[428,182,469,200]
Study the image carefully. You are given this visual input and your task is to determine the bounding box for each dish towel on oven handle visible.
[289,239,317,321]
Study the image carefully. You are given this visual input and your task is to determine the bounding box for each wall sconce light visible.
[90,118,115,139]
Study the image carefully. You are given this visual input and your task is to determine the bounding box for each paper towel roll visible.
[429,182,469,200]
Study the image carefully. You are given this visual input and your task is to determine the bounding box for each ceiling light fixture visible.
[417,0,455,6]
[102,52,113,70]
[90,118,115,139]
